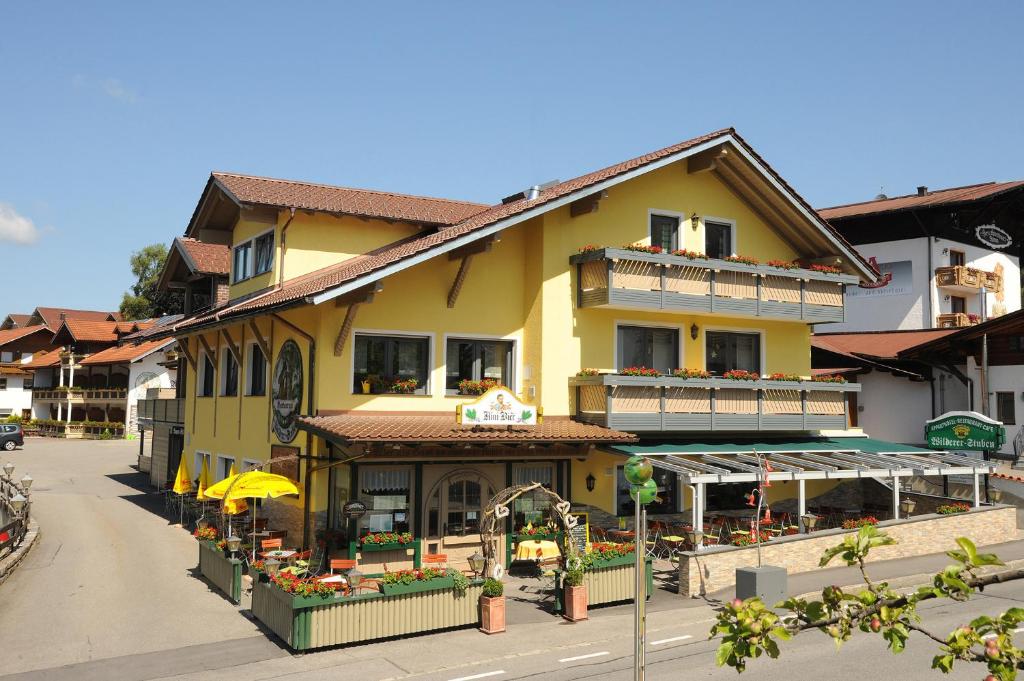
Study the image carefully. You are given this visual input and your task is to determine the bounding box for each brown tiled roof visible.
[33,307,119,329]
[819,181,1024,221]
[0,325,52,348]
[298,414,636,444]
[212,172,490,226]
[22,350,60,368]
[2,314,32,328]
[0,364,30,376]
[80,339,174,365]
[156,128,875,338]
[54,319,153,344]
[812,329,956,360]
[177,237,230,275]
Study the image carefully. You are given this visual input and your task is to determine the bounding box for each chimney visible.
[917,186,928,196]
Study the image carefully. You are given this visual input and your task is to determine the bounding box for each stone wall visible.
[261,498,325,549]
[678,505,1017,598]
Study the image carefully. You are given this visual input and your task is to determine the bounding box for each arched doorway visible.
[421,468,499,560]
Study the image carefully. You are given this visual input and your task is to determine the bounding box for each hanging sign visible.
[456,386,541,426]
[925,411,1005,451]
[975,225,1012,250]
[342,500,368,519]
[272,339,303,443]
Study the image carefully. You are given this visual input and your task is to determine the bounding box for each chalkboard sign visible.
[569,512,589,552]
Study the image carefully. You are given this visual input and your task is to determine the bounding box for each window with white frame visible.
[705,220,734,259]
[193,451,211,480]
[198,353,214,397]
[650,213,680,252]
[617,325,679,374]
[246,342,267,396]
[220,348,238,397]
[445,338,512,394]
[216,455,235,481]
[232,241,252,283]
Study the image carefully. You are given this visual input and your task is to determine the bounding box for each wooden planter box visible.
[251,579,483,651]
[360,541,416,553]
[554,555,653,613]
[197,540,243,604]
[379,575,455,596]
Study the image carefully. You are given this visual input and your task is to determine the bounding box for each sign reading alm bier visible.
[456,386,541,427]
[925,411,1006,451]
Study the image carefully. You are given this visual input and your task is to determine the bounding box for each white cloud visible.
[71,75,138,103]
[0,203,40,245]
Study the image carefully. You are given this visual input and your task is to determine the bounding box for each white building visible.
[0,325,56,420]
[819,182,1024,332]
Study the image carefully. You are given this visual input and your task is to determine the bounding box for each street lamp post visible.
[624,456,656,681]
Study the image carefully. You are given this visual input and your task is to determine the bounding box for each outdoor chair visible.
[423,553,448,570]
[260,538,283,556]
[329,559,357,576]
[590,526,608,542]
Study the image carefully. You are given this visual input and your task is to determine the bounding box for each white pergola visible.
[638,447,996,533]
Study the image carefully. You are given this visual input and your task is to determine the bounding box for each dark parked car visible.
[1,423,23,451]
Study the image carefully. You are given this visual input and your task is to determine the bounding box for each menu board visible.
[569,512,589,552]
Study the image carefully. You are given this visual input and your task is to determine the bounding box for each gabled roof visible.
[899,309,1024,359]
[819,181,1024,221]
[176,237,230,276]
[80,339,175,365]
[51,319,154,345]
[30,307,120,330]
[21,349,60,369]
[813,329,956,360]
[157,128,878,339]
[205,172,490,227]
[1,314,32,330]
[0,325,53,349]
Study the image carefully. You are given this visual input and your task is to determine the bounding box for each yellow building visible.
[149,128,886,571]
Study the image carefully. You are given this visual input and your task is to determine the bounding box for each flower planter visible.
[554,557,653,613]
[360,541,416,553]
[380,575,455,596]
[251,579,482,651]
[198,540,243,604]
[480,595,506,634]
[564,584,588,622]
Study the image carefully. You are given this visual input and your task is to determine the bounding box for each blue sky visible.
[1,2,1022,315]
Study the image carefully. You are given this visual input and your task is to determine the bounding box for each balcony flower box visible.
[379,573,456,597]
[360,531,415,553]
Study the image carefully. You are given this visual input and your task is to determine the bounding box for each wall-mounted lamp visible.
[690,213,700,231]
[586,473,596,492]
[690,323,699,341]
[942,248,949,255]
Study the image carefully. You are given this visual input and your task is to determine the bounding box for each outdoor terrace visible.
[571,248,857,324]
[32,387,128,401]
[138,397,184,424]
[572,374,859,432]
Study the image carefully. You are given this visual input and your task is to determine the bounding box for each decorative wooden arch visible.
[479,482,581,578]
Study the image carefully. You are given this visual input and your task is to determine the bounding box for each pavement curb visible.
[0,521,39,587]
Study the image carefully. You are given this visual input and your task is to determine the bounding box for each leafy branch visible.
[711,526,1024,680]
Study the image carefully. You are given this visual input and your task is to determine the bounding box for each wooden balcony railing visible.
[571,374,860,432]
[137,398,185,424]
[32,388,128,400]
[934,265,1002,293]
[571,248,858,324]
[936,312,979,329]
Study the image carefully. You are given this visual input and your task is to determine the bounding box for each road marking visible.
[651,635,694,645]
[559,652,610,663]
[449,672,506,681]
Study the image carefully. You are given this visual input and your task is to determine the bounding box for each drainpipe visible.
[271,312,316,549]
[278,207,297,289]
[981,333,990,417]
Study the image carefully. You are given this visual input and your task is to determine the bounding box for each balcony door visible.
[706,331,761,375]
[617,325,679,374]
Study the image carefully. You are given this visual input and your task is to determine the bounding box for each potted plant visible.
[480,578,505,634]
[563,565,587,622]
[360,374,379,394]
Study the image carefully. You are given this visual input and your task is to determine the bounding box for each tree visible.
[712,526,1024,680]
[119,243,182,320]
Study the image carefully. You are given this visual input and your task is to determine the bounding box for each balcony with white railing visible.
[571,248,858,324]
[571,373,860,432]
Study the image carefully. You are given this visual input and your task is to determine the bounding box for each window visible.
[617,325,679,374]
[23,377,32,390]
[353,334,429,394]
[193,452,211,480]
[706,330,761,375]
[616,465,678,515]
[1008,337,1024,353]
[997,392,1016,426]
[705,220,733,259]
[951,296,966,315]
[175,357,186,398]
[0,378,6,390]
[949,250,966,267]
[254,232,274,275]
[246,343,267,396]
[217,455,235,481]
[220,349,238,397]
[359,467,411,534]
[232,241,252,283]
[512,464,554,531]
[198,353,214,397]
[445,338,512,394]
[445,478,483,536]
[650,214,679,252]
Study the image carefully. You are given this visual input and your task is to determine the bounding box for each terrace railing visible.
[33,387,128,400]
[571,374,859,432]
[934,265,1002,294]
[138,398,185,424]
[0,472,32,560]
[571,248,858,324]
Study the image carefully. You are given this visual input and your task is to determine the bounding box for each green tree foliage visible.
[119,243,182,320]
[712,527,1024,680]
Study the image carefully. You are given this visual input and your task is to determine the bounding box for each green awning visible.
[610,437,939,457]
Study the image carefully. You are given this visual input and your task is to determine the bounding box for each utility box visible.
[735,566,787,606]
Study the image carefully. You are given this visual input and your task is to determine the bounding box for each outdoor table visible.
[514,539,561,561]
[607,529,635,541]
[262,549,297,562]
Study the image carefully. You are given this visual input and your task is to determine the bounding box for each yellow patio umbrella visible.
[196,458,211,501]
[222,462,248,516]
[171,455,192,526]
[204,470,300,559]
